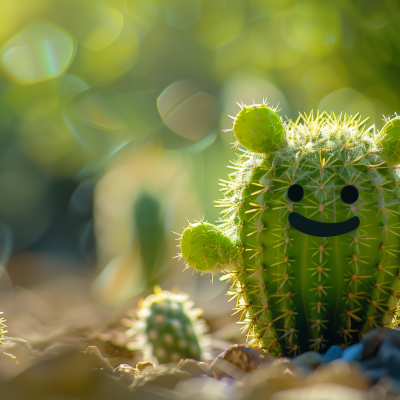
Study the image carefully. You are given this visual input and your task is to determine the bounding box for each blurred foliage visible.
[0,0,400,302]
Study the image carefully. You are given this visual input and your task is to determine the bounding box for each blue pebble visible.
[342,342,364,361]
[323,345,343,362]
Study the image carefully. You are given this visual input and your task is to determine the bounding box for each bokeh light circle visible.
[0,22,75,85]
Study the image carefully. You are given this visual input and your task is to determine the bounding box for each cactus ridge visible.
[180,103,400,356]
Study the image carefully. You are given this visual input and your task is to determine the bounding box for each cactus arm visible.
[376,116,400,165]
[180,221,242,274]
[233,104,285,154]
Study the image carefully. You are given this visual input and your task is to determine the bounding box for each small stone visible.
[114,363,136,385]
[376,377,400,396]
[177,359,212,377]
[135,360,154,373]
[84,346,114,373]
[360,328,400,382]
[131,364,191,391]
[272,357,291,366]
[323,345,343,363]
[361,327,399,360]
[342,342,364,361]
[244,364,303,399]
[270,383,369,400]
[213,344,273,373]
[175,376,237,400]
[306,360,370,390]
[290,351,325,371]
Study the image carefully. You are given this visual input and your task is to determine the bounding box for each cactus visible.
[0,312,6,345]
[179,102,400,356]
[125,287,205,364]
[132,192,165,282]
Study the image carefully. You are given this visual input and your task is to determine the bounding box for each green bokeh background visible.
[0,0,399,307]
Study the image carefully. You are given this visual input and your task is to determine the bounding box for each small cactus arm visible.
[125,287,205,364]
[180,103,400,356]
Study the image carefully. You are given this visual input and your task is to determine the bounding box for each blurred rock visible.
[88,327,137,366]
[243,364,304,400]
[323,345,343,362]
[361,328,398,360]
[136,360,155,373]
[270,383,370,400]
[177,359,213,377]
[211,343,274,379]
[375,377,400,397]
[131,364,192,391]
[290,351,325,372]
[360,327,400,382]
[175,376,239,400]
[84,345,114,373]
[342,342,364,361]
[306,360,371,390]
[0,348,131,399]
[114,363,136,385]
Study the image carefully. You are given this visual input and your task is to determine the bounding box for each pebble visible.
[306,360,370,391]
[323,345,343,362]
[290,351,325,371]
[214,344,274,372]
[360,328,400,382]
[114,364,136,385]
[131,364,192,391]
[243,364,303,400]
[361,327,399,360]
[177,359,213,377]
[342,342,364,361]
[269,383,369,400]
[211,343,274,379]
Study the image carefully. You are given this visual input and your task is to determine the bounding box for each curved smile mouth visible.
[288,212,360,237]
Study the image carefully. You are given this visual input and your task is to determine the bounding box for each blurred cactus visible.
[0,312,6,345]
[92,190,165,305]
[93,144,200,305]
[124,287,206,364]
[132,192,165,282]
[180,103,400,356]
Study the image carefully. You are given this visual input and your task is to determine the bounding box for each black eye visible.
[341,185,359,204]
[288,184,304,202]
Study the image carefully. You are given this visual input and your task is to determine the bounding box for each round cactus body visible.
[126,287,205,364]
[180,104,400,356]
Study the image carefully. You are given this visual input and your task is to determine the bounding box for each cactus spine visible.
[125,287,205,363]
[180,103,400,356]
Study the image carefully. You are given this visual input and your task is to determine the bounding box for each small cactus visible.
[180,102,400,356]
[0,312,6,345]
[125,287,205,364]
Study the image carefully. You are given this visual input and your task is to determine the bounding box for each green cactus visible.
[125,287,205,364]
[180,102,400,356]
[132,192,165,282]
[0,312,6,345]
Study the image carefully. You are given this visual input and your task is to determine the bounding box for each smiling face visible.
[287,183,360,237]
[245,125,383,245]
